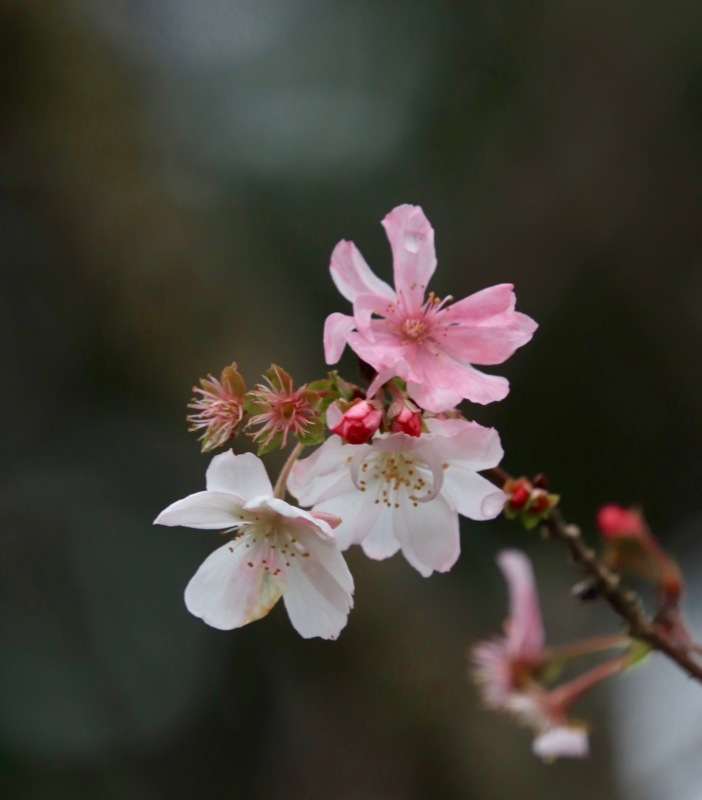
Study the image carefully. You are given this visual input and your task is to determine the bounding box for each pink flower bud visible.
[331,400,382,444]
[390,406,422,437]
[597,504,645,539]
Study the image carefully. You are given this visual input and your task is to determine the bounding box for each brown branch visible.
[483,468,702,685]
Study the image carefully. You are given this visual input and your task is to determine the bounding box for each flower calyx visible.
[244,364,325,454]
[504,476,559,529]
[187,362,247,452]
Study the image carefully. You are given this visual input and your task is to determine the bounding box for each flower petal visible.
[381,205,437,313]
[329,239,395,304]
[360,505,402,560]
[205,450,273,498]
[397,494,460,577]
[154,490,246,529]
[323,312,357,364]
[497,550,545,658]
[282,532,354,639]
[442,283,517,321]
[184,539,284,630]
[289,436,363,506]
[424,418,504,472]
[311,490,380,550]
[407,350,510,410]
[438,312,538,366]
[532,726,589,760]
[441,469,505,520]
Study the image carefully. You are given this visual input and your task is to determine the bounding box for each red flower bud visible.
[331,400,382,444]
[508,484,531,511]
[597,504,645,539]
[390,407,422,437]
[527,490,551,515]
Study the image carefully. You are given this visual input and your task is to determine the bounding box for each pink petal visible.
[205,450,273,498]
[398,494,460,577]
[323,312,357,364]
[346,334,414,385]
[184,539,284,630]
[154,490,246,529]
[438,311,538,366]
[329,239,395,304]
[497,550,545,659]
[381,205,437,313]
[443,283,518,321]
[407,350,510,410]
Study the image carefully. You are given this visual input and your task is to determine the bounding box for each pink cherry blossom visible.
[154,450,354,639]
[471,550,589,760]
[323,204,537,412]
[288,417,505,577]
[471,550,545,708]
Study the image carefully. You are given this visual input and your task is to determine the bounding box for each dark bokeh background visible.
[2,1,702,798]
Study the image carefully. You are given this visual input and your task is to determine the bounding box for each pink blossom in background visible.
[471,550,589,760]
[288,417,505,577]
[472,550,545,708]
[154,451,354,639]
[323,204,537,412]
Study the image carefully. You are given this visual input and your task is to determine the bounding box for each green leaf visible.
[297,419,325,447]
[256,432,283,456]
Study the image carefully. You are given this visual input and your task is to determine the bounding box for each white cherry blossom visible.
[288,417,505,576]
[154,450,354,639]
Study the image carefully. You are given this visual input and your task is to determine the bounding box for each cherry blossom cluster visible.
[156,204,535,635]
[154,204,700,761]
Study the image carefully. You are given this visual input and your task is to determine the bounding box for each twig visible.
[483,468,702,684]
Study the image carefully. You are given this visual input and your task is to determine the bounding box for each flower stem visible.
[546,652,632,711]
[481,466,702,685]
[542,633,631,663]
[273,442,305,499]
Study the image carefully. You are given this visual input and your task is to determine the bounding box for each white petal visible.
[184,539,284,630]
[154,490,246,529]
[441,468,505,520]
[398,495,460,577]
[424,418,504,471]
[282,533,354,640]
[205,450,273,498]
[288,437,363,506]
[533,727,589,760]
[360,505,402,560]
[311,490,378,550]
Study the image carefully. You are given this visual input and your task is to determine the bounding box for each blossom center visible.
[234,520,311,576]
[402,318,429,342]
[356,452,435,508]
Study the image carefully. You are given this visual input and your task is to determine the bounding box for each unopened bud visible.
[331,399,382,444]
[509,484,531,511]
[597,504,645,539]
[390,406,422,437]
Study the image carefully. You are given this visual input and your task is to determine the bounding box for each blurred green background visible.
[2,1,702,798]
